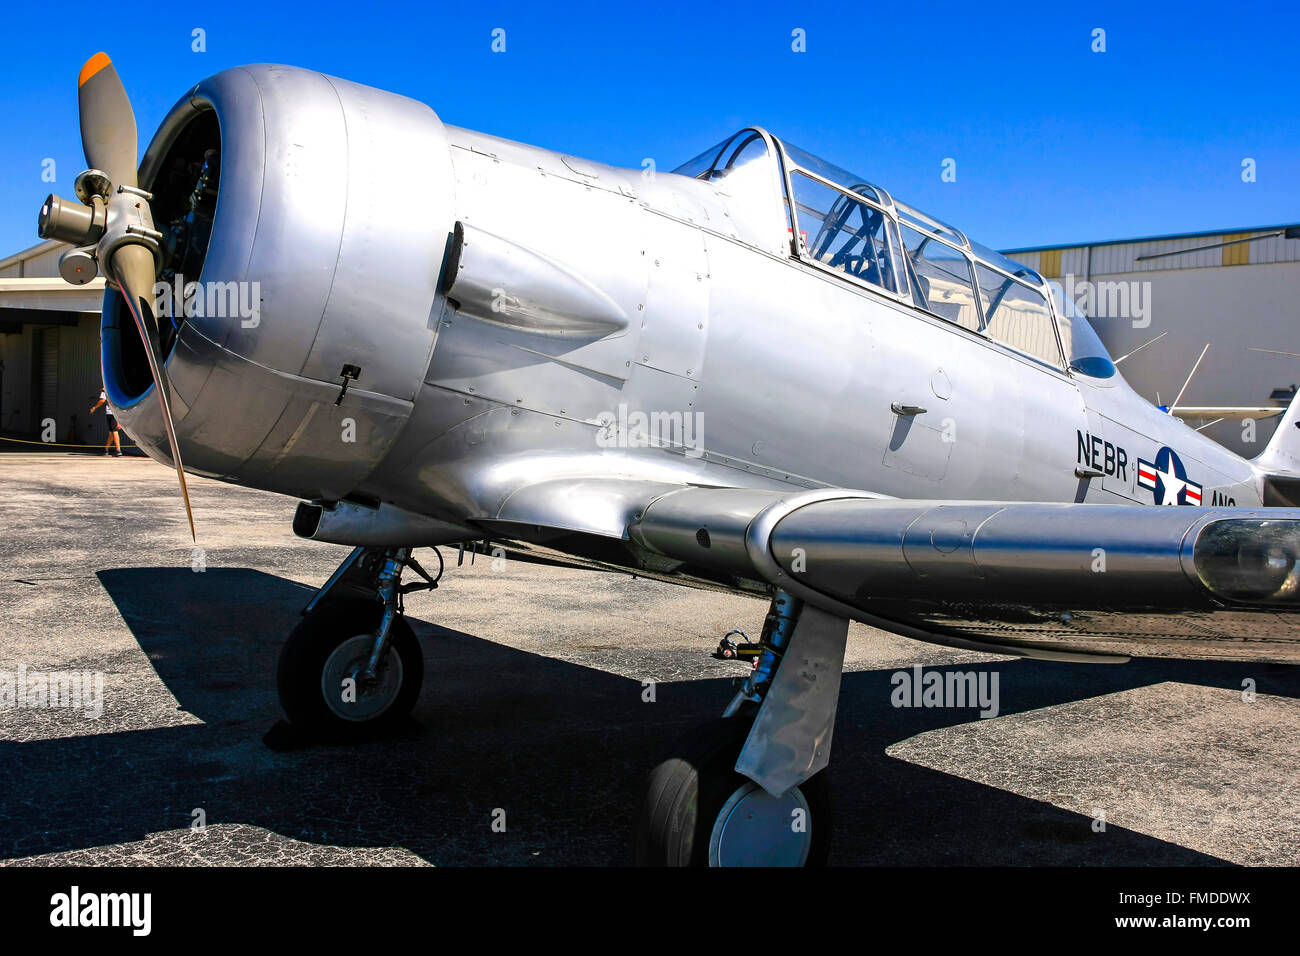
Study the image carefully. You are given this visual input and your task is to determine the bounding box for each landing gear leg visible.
[635,591,849,866]
[276,545,441,741]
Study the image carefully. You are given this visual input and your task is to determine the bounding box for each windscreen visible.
[1049,281,1117,378]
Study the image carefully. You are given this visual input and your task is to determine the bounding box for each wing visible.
[626,487,1300,664]
[470,477,1300,664]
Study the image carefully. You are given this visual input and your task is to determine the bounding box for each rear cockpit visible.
[672,130,1116,380]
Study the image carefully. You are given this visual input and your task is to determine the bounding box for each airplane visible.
[35,54,1300,867]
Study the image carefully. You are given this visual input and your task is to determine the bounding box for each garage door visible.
[39,328,59,428]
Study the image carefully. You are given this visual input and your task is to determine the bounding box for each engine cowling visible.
[103,64,457,501]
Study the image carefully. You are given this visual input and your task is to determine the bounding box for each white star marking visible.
[1155,462,1186,505]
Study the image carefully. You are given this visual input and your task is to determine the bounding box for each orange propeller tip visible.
[78,52,112,87]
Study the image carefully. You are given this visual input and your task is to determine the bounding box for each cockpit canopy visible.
[673,130,1116,379]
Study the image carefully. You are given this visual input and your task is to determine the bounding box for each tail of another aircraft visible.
[1254,398,1300,504]
[1255,398,1300,473]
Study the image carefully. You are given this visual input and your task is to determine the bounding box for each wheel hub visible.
[320,634,404,722]
[708,781,812,866]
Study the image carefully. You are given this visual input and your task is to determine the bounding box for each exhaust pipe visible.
[293,498,475,547]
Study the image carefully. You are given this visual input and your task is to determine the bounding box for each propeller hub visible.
[94,187,163,286]
[38,51,198,541]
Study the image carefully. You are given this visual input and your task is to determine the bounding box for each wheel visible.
[276,599,424,741]
[634,717,832,866]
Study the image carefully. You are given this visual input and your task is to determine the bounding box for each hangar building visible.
[0,240,112,449]
[1004,224,1300,457]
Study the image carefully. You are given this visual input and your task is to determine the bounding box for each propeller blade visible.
[78,52,137,188]
[112,244,196,541]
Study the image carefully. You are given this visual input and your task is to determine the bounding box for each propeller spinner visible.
[38,53,196,541]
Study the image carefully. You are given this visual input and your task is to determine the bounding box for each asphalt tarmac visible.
[1,452,1297,866]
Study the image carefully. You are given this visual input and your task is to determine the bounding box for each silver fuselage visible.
[108,66,1261,528]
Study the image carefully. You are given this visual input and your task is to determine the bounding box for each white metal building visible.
[0,240,112,448]
[1004,224,1300,457]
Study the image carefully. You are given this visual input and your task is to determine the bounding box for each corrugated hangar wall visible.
[2,244,63,278]
[59,315,106,444]
[1,315,105,444]
[0,327,34,433]
[1011,228,1300,277]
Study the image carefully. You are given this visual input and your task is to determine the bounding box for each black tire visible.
[276,599,424,741]
[634,717,832,866]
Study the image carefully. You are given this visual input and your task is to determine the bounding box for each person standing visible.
[90,388,122,457]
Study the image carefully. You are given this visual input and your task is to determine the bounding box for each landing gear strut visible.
[276,546,440,741]
[635,591,849,866]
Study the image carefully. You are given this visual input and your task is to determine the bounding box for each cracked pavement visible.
[1,452,1297,865]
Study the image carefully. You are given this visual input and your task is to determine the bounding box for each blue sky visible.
[0,0,1295,256]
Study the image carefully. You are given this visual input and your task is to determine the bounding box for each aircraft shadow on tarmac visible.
[2,566,1293,865]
